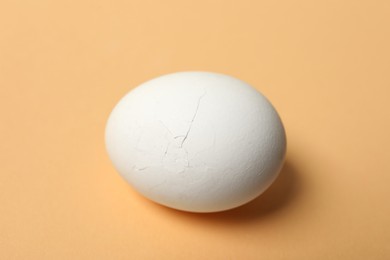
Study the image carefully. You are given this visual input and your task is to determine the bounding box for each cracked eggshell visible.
[105,72,286,213]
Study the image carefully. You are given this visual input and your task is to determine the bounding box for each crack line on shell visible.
[179,90,207,148]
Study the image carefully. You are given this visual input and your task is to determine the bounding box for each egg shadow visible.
[157,160,302,223]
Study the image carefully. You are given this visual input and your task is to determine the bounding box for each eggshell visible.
[105,72,286,212]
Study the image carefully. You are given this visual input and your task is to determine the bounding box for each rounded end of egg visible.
[105,71,286,213]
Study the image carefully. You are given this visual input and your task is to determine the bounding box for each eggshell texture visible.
[105,72,286,212]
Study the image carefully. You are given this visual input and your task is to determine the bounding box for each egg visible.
[105,72,286,213]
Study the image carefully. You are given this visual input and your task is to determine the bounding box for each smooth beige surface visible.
[1,0,390,259]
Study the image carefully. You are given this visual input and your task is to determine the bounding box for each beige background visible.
[1,0,390,259]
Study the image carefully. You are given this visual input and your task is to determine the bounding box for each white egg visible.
[105,72,286,212]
